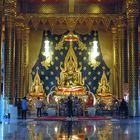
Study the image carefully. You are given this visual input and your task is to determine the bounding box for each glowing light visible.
[89,39,100,69]
[44,40,50,58]
[84,127,87,132]
[89,5,102,13]
[39,5,56,13]
[72,135,79,139]
[84,98,87,102]
[91,40,99,59]
[55,97,58,103]
[54,126,58,133]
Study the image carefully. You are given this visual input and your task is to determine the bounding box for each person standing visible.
[119,98,128,116]
[67,96,73,117]
[36,97,43,117]
[21,97,28,119]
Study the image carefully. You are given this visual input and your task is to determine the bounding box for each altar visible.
[29,32,114,116]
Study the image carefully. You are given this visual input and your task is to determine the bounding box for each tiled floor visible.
[0,117,140,140]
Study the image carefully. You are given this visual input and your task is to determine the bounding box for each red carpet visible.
[33,116,111,121]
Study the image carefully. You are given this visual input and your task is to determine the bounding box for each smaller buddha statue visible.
[31,79,44,94]
[96,71,112,110]
[30,70,45,97]
[96,71,111,96]
[27,70,46,111]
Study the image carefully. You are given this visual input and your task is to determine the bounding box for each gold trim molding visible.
[4,0,16,16]
[22,13,121,31]
[126,0,139,17]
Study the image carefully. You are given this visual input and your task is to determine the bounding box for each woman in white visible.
[36,97,43,117]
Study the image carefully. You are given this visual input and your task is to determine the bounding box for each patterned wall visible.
[32,30,110,95]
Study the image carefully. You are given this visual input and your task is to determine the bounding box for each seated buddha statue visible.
[31,79,44,94]
[96,71,112,109]
[56,43,85,96]
[30,71,45,97]
[27,71,46,111]
[96,71,112,97]
[63,62,80,88]
[58,44,84,88]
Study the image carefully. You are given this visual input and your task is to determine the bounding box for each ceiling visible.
[27,0,120,4]
[19,0,123,14]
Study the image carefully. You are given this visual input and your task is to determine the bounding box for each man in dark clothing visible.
[119,98,128,116]
[67,96,73,117]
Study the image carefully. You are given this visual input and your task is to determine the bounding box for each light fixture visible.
[89,31,100,69]
[44,39,50,58]
[91,40,99,59]
[41,36,53,69]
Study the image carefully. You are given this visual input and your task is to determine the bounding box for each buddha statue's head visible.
[102,79,107,86]
[35,79,39,85]
[67,61,74,72]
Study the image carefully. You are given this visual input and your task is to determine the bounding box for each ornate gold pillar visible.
[0,1,3,96]
[4,0,16,104]
[117,16,126,99]
[23,25,30,96]
[112,27,119,98]
[126,0,139,116]
[15,16,25,99]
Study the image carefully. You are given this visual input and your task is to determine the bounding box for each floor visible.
[0,117,140,140]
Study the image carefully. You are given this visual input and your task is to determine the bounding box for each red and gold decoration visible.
[55,32,87,51]
[55,42,86,97]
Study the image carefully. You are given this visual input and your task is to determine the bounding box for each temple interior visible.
[0,0,140,140]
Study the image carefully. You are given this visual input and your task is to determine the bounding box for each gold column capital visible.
[15,16,25,28]
[126,0,139,17]
[117,16,126,29]
[4,0,16,16]
[25,25,30,34]
[112,27,117,34]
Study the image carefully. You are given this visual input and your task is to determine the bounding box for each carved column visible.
[0,1,3,96]
[23,25,30,96]
[126,0,139,116]
[112,27,119,97]
[4,0,16,104]
[15,16,25,99]
[117,16,126,99]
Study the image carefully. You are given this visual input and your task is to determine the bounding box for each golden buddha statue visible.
[96,71,111,96]
[27,71,46,111]
[96,71,112,109]
[56,42,86,96]
[29,70,45,97]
